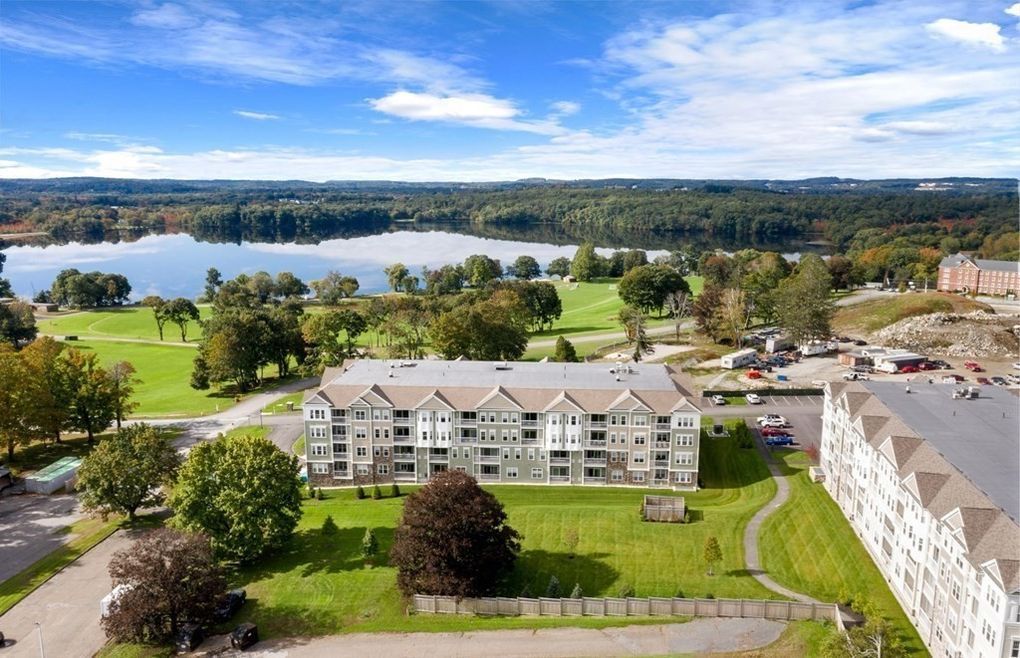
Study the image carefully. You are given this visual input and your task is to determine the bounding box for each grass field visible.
[228,432,776,638]
[262,391,305,414]
[832,292,991,335]
[759,449,926,655]
[37,306,211,343]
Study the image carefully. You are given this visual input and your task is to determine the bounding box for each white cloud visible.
[129,4,197,30]
[369,91,564,134]
[1005,3,1020,18]
[550,101,581,116]
[925,18,1005,51]
[64,132,143,145]
[233,110,281,121]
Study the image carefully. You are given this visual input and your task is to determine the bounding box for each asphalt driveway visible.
[0,494,82,582]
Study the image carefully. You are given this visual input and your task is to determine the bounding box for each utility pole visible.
[35,622,45,658]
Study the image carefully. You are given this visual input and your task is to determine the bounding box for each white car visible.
[842,372,869,381]
[711,395,727,406]
[1013,362,1020,371]
[745,393,763,405]
[760,419,788,428]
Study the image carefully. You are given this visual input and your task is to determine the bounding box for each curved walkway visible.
[744,436,821,604]
[225,618,787,657]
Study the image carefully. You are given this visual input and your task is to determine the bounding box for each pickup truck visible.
[842,372,869,381]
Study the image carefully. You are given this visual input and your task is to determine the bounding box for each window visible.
[528,449,536,461]
[309,426,327,439]
[609,415,618,426]
[311,444,328,456]
[451,447,459,459]
[633,415,647,426]
[356,464,370,475]
[609,433,617,444]
[511,413,518,423]
[675,415,695,428]
[373,447,381,457]
[676,472,692,484]
[676,452,694,465]
[531,468,543,479]
[611,470,624,482]
[502,448,510,459]
[377,464,389,475]
[356,446,368,457]
[514,448,522,460]
[633,434,646,445]
[506,467,518,478]
[311,463,329,474]
[677,433,694,446]
[631,471,646,483]
[1009,639,1019,658]
[355,428,367,439]
[309,408,325,420]
[354,410,367,421]
[632,452,646,464]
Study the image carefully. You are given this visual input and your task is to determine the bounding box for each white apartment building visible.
[303,359,702,490]
[821,380,1020,658]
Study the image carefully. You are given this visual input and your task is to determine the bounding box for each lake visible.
[1,225,813,299]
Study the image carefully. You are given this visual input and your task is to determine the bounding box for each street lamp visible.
[35,622,45,658]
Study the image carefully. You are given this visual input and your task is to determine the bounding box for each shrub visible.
[390,483,401,497]
[520,584,534,598]
[545,575,561,598]
[356,485,366,499]
[705,593,715,599]
[321,515,338,536]
[618,584,635,598]
[315,487,324,500]
[361,528,379,562]
[675,588,685,598]
[372,484,382,500]
[569,583,583,599]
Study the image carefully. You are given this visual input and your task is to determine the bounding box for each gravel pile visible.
[874,311,1020,358]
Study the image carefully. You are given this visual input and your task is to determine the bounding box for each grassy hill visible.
[833,292,991,335]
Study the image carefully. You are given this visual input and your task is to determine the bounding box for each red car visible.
[977,377,991,385]
[761,427,792,437]
[963,361,984,372]
[899,365,919,374]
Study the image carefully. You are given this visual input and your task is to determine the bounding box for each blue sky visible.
[1,0,1018,180]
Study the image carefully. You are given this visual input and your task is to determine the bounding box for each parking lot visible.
[701,395,824,454]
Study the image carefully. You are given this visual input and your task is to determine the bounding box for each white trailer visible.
[720,348,758,369]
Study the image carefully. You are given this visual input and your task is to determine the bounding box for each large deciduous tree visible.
[0,301,38,347]
[65,349,117,443]
[161,297,200,341]
[102,529,226,644]
[311,270,360,305]
[776,254,835,345]
[390,470,521,597]
[618,264,690,316]
[141,295,168,341]
[569,242,600,282]
[384,262,410,292]
[430,291,529,361]
[545,256,572,278]
[20,337,72,441]
[302,308,367,370]
[506,255,541,280]
[0,345,36,460]
[462,254,503,287]
[169,432,302,562]
[78,424,181,520]
[692,283,725,343]
[619,305,652,362]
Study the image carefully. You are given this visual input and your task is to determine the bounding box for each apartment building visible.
[938,253,1019,297]
[820,381,1020,658]
[303,359,702,490]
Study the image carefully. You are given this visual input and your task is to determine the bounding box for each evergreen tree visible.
[553,336,578,362]
[545,575,561,598]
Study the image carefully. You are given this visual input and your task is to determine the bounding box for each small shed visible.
[24,456,81,494]
[642,495,686,523]
[562,275,577,283]
[838,350,871,367]
[809,466,826,483]
[30,302,59,312]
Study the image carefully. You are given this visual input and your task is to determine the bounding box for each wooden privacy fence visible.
[412,594,840,623]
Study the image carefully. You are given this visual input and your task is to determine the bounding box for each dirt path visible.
[227,618,787,657]
[528,323,681,349]
[39,332,196,348]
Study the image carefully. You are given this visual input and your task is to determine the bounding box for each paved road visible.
[0,495,82,582]
[226,618,787,657]
[528,323,680,350]
[0,528,140,658]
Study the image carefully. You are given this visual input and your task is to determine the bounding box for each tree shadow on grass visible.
[235,525,395,583]
[505,550,619,597]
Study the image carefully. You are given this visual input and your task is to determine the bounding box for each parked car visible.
[1007,374,1020,384]
[175,624,205,653]
[851,365,874,374]
[991,376,1007,386]
[757,414,787,425]
[765,436,795,446]
[745,393,763,405]
[917,361,938,371]
[963,361,984,372]
[899,365,919,374]
[976,377,991,385]
[842,372,869,381]
[710,395,727,406]
[231,623,259,650]
[746,370,763,379]
[760,419,788,429]
[1013,362,1020,371]
[215,589,247,622]
[929,359,950,368]
[761,427,793,437]
[852,339,867,346]
[942,374,965,383]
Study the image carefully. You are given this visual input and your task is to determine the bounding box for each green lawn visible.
[262,391,305,414]
[0,515,123,615]
[229,432,776,638]
[759,450,926,655]
[37,306,211,343]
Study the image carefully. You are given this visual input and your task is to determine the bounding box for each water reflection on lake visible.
[1,228,807,299]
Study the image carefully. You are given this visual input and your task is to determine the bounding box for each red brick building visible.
[937,253,1019,297]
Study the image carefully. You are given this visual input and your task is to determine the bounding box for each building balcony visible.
[583,458,606,466]
[456,436,478,444]
[428,454,449,462]
[392,418,413,425]
[458,418,477,426]
[583,477,606,485]
[653,441,671,449]
[394,472,417,482]
[588,421,607,429]
[549,475,570,483]
[478,473,501,481]
[651,479,669,486]
[549,457,570,465]
[654,459,670,467]
[393,435,414,444]
[332,470,350,479]
[521,420,538,428]
[477,454,500,463]
[393,453,416,462]
[521,437,540,445]
[584,440,607,448]
[654,423,671,430]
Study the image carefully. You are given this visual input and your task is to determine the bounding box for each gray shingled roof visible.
[939,252,1019,273]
